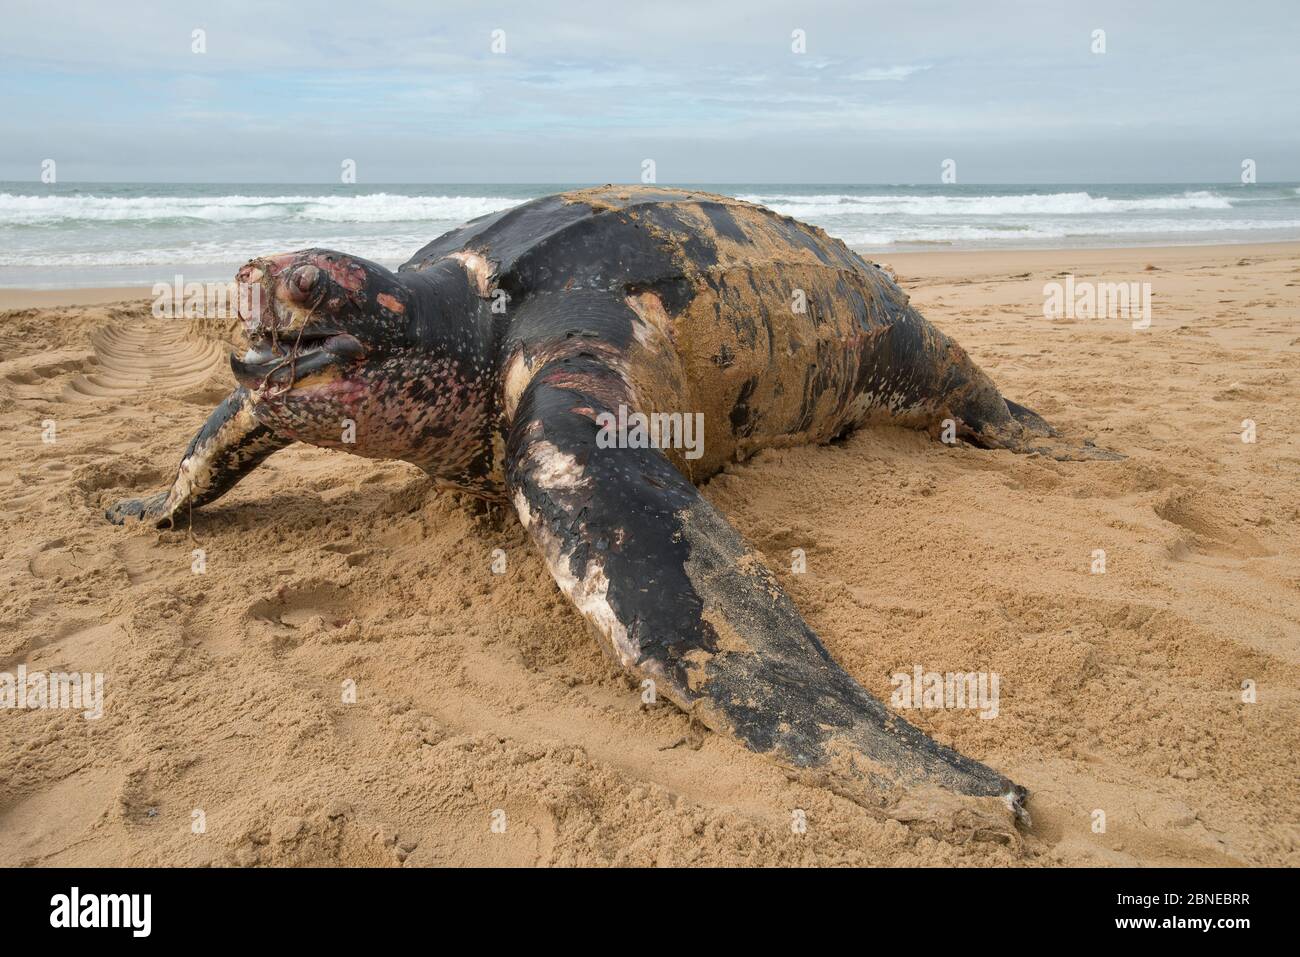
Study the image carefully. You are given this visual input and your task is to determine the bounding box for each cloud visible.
[0,0,1296,182]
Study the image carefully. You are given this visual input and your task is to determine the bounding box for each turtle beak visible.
[231,329,366,392]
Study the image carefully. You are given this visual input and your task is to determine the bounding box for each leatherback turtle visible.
[106,187,1114,833]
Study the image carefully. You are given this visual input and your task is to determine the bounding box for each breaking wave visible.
[739,190,1235,218]
[0,192,522,226]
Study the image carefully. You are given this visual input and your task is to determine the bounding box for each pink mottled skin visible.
[255,355,496,493]
[232,249,502,497]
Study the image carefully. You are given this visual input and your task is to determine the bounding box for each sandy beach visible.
[1,242,1296,867]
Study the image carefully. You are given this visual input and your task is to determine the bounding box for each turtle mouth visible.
[231,327,367,395]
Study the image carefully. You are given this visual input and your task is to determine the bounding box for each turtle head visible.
[232,249,409,397]
[230,248,499,494]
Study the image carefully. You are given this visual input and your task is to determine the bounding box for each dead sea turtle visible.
[106,187,1116,834]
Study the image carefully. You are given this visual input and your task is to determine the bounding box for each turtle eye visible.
[288,264,321,302]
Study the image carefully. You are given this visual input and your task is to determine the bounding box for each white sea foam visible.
[0,235,435,267]
[0,188,1237,228]
[739,190,1235,217]
[1,185,1296,278]
[834,218,1300,247]
[0,192,521,225]
[8,217,1296,266]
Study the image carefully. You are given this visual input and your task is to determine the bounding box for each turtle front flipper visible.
[106,387,290,527]
[507,356,1028,840]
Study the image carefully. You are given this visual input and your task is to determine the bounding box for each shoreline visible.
[2,239,1298,310]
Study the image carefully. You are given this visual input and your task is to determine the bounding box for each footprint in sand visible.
[71,459,167,512]
[114,536,168,585]
[247,580,357,629]
[1155,487,1271,560]
[244,580,364,653]
[64,321,225,402]
[0,352,92,399]
[27,537,120,583]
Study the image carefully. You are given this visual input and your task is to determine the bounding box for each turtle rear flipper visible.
[949,387,1123,461]
[861,309,1121,462]
[968,397,1125,462]
[1004,398,1056,436]
[507,353,1028,840]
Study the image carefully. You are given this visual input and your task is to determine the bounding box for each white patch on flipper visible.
[162,400,259,516]
[502,349,533,419]
[164,448,210,513]
[448,250,498,299]
[1004,787,1031,826]
[530,518,640,668]
[513,489,532,530]
[529,440,589,490]
[571,561,639,666]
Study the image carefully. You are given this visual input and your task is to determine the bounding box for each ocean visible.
[2,182,1298,288]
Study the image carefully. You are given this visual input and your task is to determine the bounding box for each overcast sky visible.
[1,0,1296,183]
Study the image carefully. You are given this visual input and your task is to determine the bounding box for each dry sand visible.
[1,243,1297,867]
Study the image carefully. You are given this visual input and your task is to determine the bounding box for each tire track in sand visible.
[65,321,225,401]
